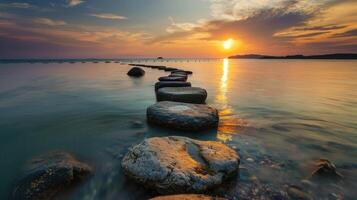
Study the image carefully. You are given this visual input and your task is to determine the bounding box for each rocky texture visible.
[13,152,92,200]
[156,87,207,104]
[287,186,313,200]
[310,159,343,182]
[155,81,192,92]
[127,67,145,77]
[150,194,226,200]
[164,67,178,72]
[147,101,219,131]
[169,73,188,79]
[121,136,239,194]
[159,76,187,82]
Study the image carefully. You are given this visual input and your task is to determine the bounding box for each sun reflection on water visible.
[216,58,229,107]
[216,58,247,142]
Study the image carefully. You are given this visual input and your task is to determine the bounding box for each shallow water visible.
[0,59,356,199]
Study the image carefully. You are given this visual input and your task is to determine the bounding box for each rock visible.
[121,136,240,194]
[157,66,166,70]
[150,194,227,200]
[169,73,188,79]
[172,70,193,75]
[156,87,207,104]
[13,152,92,200]
[164,67,178,72]
[159,76,187,82]
[131,120,144,128]
[155,81,192,92]
[127,67,145,77]
[147,101,219,131]
[287,186,313,200]
[310,159,343,182]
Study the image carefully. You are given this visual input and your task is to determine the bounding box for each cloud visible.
[33,18,67,26]
[67,0,84,7]
[332,29,357,38]
[89,13,127,20]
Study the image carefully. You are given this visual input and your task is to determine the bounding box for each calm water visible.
[0,59,356,199]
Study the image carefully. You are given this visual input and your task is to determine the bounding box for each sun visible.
[223,38,234,50]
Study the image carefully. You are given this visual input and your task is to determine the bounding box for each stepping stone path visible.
[122,63,237,199]
[13,151,92,200]
[147,101,218,131]
[127,67,145,77]
[156,87,207,104]
[121,136,240,194]
[155,81,192,92]
[159,76,187,82]
[150,194,227,200]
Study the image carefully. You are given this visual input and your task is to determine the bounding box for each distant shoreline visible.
[228,53,357,60]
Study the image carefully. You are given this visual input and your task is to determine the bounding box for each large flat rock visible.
[156,87,207,104]
[122,136,240,194]
[150,194,226,200]
[13,152,92,200]
[155,81,192,92]
[147,101,219,131]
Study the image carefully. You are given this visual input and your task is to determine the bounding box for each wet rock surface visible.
[13,152,92,200]
[121,136,240,194]
[164,67,178,72]
[150,194,226,200]
[154,81,192,92]
[147,101,219,131]
[310,159,343,182]
[127,67,145,77]
[159,76,187,82]
[156,87,207,104]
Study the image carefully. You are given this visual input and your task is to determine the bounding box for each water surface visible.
[0,59,356,199]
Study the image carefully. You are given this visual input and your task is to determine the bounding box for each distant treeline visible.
[229,53,357,59]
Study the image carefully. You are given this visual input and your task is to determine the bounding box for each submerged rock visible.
[13,151,92,200]
[127,67,145,77]
[159,76,187,82]
[287,186,313,200]
[310,159,343,182]
[150,194,226,200]
[147,101,219,131]
[154,81,192,92]
[121,136,240,194]
[156,87,207,104]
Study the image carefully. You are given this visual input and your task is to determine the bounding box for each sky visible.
[0,0,356,58]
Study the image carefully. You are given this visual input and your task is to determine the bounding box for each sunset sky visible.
[0,0,356,58]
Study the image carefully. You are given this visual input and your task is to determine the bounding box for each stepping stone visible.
[155,81,191,92]
[147,101,219,131]
[121,136,239,194]
[172,70,193,75]
[169,73,188,79]
[150,194,227,200]
[13,151,92,200]
[164,67,178,72]
[127,67,145,77]
[159,76,186,82]
[156,87,207,104]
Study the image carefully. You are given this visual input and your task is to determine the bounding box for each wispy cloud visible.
[67,0,84,7]
[89,13,127,20]
[33,18,67,26]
